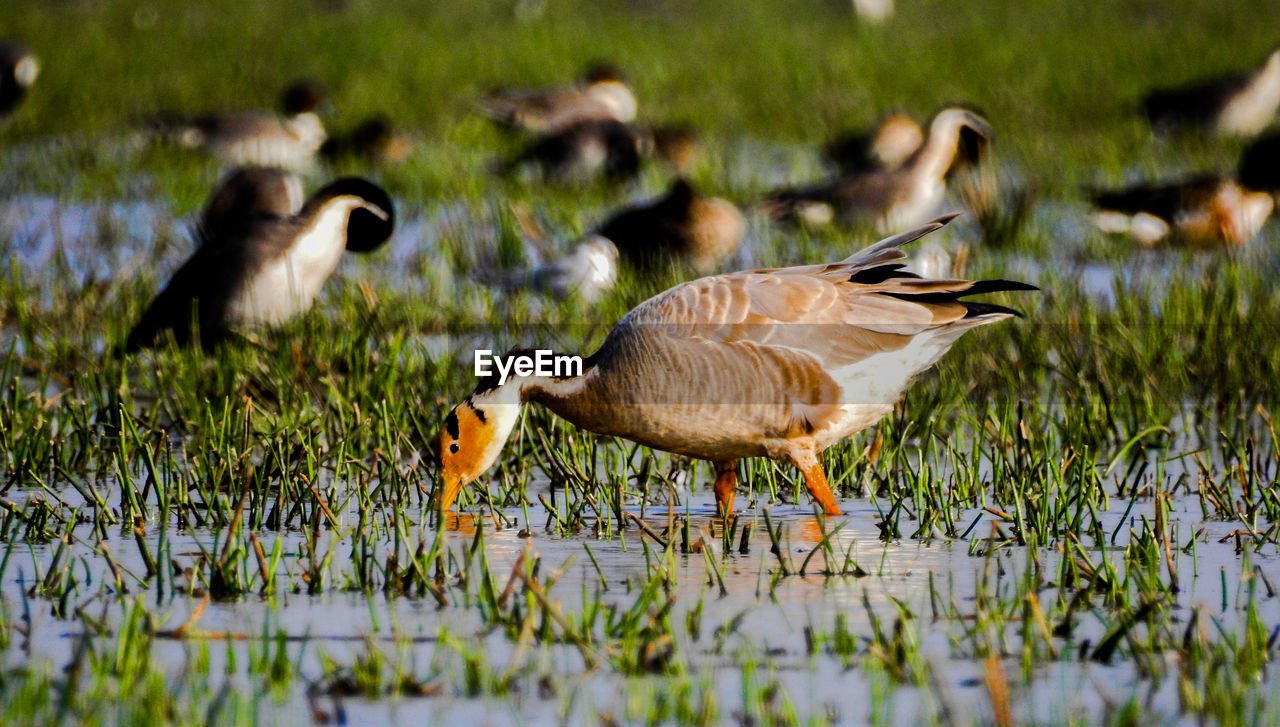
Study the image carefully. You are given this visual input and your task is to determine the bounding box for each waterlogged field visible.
[2,1,1280,725]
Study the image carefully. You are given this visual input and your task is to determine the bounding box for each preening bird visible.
[764,107,991,232]
[125,174,394,352]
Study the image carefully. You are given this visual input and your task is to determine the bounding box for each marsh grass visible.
[2,0,1280,724]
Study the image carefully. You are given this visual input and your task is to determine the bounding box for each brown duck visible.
[596,178,744,274]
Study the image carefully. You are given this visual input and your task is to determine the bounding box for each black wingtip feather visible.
[848,263,921,284]
[879,278,1038,306]
[963,279,1039,295]
[963,302,1025,319]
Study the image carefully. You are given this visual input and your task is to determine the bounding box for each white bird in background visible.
[487,235,619,303]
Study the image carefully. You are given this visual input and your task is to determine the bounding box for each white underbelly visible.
[229,248,344,325]
[815,321,985,448]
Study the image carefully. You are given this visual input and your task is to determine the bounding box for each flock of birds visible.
[3,38,1279,516]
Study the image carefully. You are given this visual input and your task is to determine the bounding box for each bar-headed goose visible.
[125,175,393,351]
[764,107,991,232]
[435,213,1034,516]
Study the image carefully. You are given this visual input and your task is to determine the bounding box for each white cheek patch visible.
[469,401,523,479]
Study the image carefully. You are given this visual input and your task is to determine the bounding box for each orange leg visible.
[794,454,842,516]
[713,461,738,516]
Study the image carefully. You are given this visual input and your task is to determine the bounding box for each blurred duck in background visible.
[764,106,991,232]
[0,42,39,123]
[496,121,700,184]
[822,113,924,175]
[149,79,329,170]
[650,125,700,173]
[596,178,744,274]
[484,235,619,303]
[495,118,650,183]
[1088,174,1273,248]
[125,172,393,352]
[1143,47,1280,137]
[320,115,414,166]
[478,62,637,134]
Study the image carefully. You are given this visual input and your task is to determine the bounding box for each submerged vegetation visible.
[1,0,1279,725]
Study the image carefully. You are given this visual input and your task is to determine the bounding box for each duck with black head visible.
[125,174,394,352]
[595,177,745,275]
[0,42,39,122]
[149,79,329,170]
[495,117,650,184]
[1088,174,1273,248]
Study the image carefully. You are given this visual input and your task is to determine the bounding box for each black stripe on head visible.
[444,410,460,440]
[472,369,503,395]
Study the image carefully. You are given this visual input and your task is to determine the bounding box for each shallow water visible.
[3,467,1275,727]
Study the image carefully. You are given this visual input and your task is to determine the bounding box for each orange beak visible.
[436,474,463,514]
